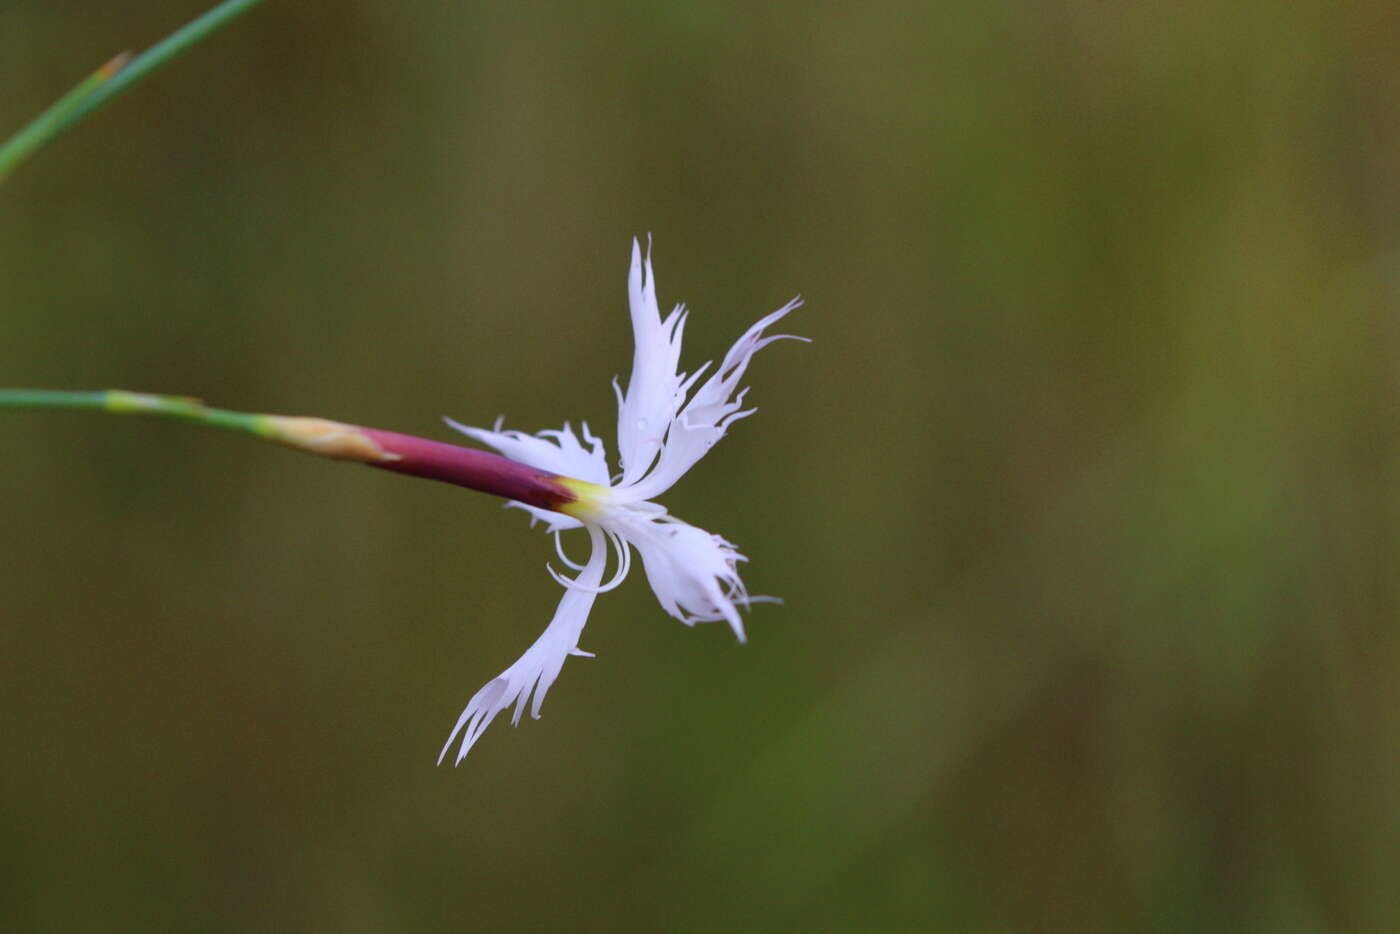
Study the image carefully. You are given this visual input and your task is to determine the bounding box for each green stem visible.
[0,0,266,184]
[0,388,268,437]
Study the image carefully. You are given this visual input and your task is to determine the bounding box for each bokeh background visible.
[2,1,1398,930]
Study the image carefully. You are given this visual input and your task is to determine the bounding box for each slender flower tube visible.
[437,239,805,763]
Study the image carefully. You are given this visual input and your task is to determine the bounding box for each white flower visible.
[437,239,804,763]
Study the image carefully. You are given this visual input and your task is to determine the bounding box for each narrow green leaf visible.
[0,0,266,185]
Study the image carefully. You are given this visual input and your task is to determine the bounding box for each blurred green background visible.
[2,1,1397,930]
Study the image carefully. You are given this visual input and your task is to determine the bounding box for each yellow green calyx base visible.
[556,477,613,521]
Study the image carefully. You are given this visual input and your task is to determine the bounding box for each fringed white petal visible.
[623,296,806,501]
[438,527,609,764]
[444,417,611,486]
[605,508,754,642]
[615,237,691,487]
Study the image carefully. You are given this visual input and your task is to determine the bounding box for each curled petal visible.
[507,501,584,534]
[438,526,608,764]
[546,529,630,594]
[553,530,587,570]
